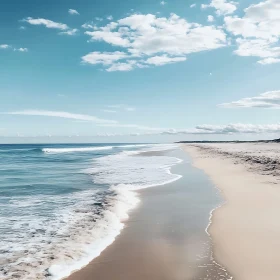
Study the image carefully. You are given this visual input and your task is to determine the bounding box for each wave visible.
[42,146,113,154]
[0,143,182,280]
[48,144,182,279]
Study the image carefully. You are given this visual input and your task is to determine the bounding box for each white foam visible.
[43,146,113,154]
[1,143,183,280]
[48,144,183,280]
[47,188,139,280]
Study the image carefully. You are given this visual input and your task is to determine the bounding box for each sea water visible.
[0,143,182,280]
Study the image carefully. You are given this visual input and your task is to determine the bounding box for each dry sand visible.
[183,143,280,280]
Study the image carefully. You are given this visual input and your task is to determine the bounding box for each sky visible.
[1,0,280,143]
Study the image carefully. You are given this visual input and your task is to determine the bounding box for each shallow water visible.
[0,143,181,280]
[66,148,233,280]
[138,149,233,280]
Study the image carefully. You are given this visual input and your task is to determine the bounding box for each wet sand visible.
[184,143,280,280]
[66,149,231,280]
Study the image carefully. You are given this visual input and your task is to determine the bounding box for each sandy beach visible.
[183,142,280,280]
[66,149,231,280]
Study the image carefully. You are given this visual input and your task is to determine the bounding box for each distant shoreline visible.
[176,138,280,144]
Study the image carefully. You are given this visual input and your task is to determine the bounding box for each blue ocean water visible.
[0,143,182,280]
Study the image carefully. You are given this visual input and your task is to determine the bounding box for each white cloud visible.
[107,15,113,20]
[81,51,128,65]
[207,15,215,22]
[6,110,117,124]
[6,109,280,136]
[160,1,166,5]
[0,44,10,49]
[85,23,130,47]
[83,13,228,71]
[106,61,136,72]
[23,17,69,30]
[193,124,280,134]
[258,57,280,65]
[98,123,280,136]
[190,3,196,8]
[225,0,280,63]
[60,28,79,36]
[95,17,103,21]
[145,55,186,66]
[81,22,96,29]
[219,90,280,108]
[14,48,28,52]
[68,9,79,15]
[158,124,280,135]
[19,26,26,30]
[1,45,28,52]
[201,0,237,16]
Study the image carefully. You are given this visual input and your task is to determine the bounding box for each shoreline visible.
[183,143,280,280]
[65,148,231,280]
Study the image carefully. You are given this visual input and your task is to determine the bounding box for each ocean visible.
[0,143,182,280]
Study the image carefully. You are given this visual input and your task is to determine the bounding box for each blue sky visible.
[1,0,280,143]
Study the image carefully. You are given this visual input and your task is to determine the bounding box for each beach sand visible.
[66,149,231,280]
[183,143,280,280]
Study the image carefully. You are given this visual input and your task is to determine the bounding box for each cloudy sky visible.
[1,0,280,143]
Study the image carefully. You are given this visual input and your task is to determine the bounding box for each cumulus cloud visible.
[145,55,186,66]
[83,13,227,71]
[23,17,69,30]
[6,110,117,124]
[195,124,280,134]
[219,90,280,108]
[82,51,128,65]
[201,0,237,16]
[190,3,196,8]
[107,15,113,20]
[225,0,280,64]
[68,9,79,15]
[60,28,79,36]
[106,61,136,72]
[161,1,166,5]
[207,15,215,22]
[0,44,10,49]
[81,22,96,29]
[258,57,280,65]
[14,48,28,52]
[1,45,28,52]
